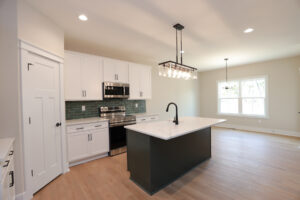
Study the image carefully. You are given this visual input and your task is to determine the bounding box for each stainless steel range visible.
[99,106,136,156]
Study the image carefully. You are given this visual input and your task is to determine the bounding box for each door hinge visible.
[29,117,31,124]
[31,170,34,177]
[27,63,33,71]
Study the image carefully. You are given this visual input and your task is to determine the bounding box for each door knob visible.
[56,122,62,127]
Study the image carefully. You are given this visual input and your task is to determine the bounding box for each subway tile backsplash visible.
[65,99,146,120]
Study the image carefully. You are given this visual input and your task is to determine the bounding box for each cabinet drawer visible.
[67,124,89,133]
[1,146,14,178]
[136,115,159,123]
[136,117,148,123]
[148,115,159,121]
[67,121,108,133]
[86,122,108,130]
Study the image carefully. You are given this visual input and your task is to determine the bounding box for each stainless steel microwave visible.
[103,82,130,99]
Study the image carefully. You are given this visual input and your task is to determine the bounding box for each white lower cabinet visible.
[67,121,109,164]
[0,138,15,200]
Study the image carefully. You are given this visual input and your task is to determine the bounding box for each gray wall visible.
[198,55,300,134]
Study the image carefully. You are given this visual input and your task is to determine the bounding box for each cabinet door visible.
[64,52,83,100]
[103,58,116,82]
[140,65,152,99]
[129,63,141,99]
[115,60,129,83]
[67,131,89,162]
[81,54,103,100]
[88,128,109,156]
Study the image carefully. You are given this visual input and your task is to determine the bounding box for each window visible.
[218,77,267,117]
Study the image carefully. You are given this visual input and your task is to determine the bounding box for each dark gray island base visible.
[126,127,211,195]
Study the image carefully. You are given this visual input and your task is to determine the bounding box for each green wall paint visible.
[66,99,146,120]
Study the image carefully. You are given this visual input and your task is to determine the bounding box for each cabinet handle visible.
[90,134,93,141]
[94,125,103,128]
[85,90,87,97]
[88,134,90,141]
[76,127,84,130]
[9,150,14,156]
[141,119,146,121]
[3,160,10,167]
[82,90,85,97]
[9,171,14,187]
[117,74,119,80]
[115,74,117,80]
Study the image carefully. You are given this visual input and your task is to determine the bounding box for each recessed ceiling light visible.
[244,28,254,33]
[78,14,88,21]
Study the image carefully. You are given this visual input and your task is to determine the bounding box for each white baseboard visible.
[16,192,33,200]
[69,153,108,167]
[214,123,300,138]
[15,192,24,200]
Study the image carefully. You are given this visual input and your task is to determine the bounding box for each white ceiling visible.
[26,0,300,71]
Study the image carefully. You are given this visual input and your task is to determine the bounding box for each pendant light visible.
[158,23,198,80]
[224,58,229,90]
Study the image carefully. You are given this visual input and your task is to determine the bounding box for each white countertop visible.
[66,117,109,126]
[125,116,226,140]
[0,137,15,162]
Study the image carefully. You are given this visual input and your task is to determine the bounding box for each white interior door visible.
[23,52,62,194]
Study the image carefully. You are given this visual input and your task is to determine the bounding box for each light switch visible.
[82,105,86,112]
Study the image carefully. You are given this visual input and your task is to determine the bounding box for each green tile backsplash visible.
[65,99,146,120]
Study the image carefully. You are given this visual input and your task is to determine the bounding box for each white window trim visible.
[217,75,269,119]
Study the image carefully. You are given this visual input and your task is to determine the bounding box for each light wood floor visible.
[33,128,300,200]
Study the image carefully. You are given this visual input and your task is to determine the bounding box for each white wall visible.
[146,67,200,120]
[199,55,300,135]
[0,0,24,195]
[18,0,64,57]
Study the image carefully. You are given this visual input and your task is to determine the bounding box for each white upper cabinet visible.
[81,54,103,100]
[64,51,103,101]
[103,58,129,83]
[65,52,82,99]
[129,63,152,99]
[65,50,152,100]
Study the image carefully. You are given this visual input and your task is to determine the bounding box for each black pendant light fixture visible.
[158,23,197,80]
[224,58,229,90]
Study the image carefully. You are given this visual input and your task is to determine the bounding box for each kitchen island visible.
[125,116,225,194]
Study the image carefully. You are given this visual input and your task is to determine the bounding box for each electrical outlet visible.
[82,105,86,112]
[135,103,138,108]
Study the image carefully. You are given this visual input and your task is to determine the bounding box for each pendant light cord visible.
[225,58,228,82]
[176,29,178,63]
[180,30,183,64]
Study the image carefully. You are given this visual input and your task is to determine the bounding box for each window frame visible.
[217,75,269,119]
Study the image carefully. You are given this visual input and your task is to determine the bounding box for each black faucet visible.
[166,102,179,125]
